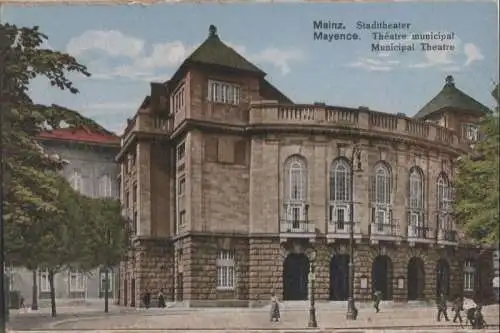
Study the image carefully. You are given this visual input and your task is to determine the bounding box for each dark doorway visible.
[130,278,136,307]
[330,254,350,300]
[372,255,393,300]
[436,259,450,297]
[407,257,425,300]
[123,279,128,306]
[176,273,183,301]
[283,253,310,300]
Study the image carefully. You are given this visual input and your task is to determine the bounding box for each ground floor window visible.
[40,270,50,292]
[100,270,113,292]
[464,260,475,292]
[216,250,235,290]
[69,270,86,292]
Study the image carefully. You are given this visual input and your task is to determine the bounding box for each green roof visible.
[184,25,265,75]
[414,75,491,119]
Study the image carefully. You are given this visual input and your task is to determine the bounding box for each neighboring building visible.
[10,125,121,305]
[117,25,495,308]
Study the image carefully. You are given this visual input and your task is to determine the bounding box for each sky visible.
[3,2,499,134]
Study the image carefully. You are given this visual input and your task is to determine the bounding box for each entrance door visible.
[436,259,450,297]
[177,273,183,301]
[130,278,136,307]
[283,253,310,300]
[407,257,425,300]
[330,255,350,300]
[372,255,393,300]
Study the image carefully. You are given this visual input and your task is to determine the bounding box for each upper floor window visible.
[173,84,185,113]
[208,80,240,105]
[372,162,391,205]
[284,156,307,202]
[437,173,452,212]
[98,174,113,198]
[176,177,186,232]
[462,123,479,142]
[409,167,424,211]
[71,169,82,192]
[330,158,351,202]
[177,141,186,165]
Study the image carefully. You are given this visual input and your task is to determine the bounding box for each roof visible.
[39,126,120,146]
[259,78,293,103]
[184,25,265,75]
[414,75,491,119]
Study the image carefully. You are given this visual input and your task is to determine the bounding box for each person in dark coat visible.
[472,305,486,329]
[270,292,280,322]
[143,290,151,309]
[373,290,382,313]
[158,289,166,308]
[436,293,450,321]
[452,295,464,326]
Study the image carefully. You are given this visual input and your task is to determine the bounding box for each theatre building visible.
[117,25,495,307]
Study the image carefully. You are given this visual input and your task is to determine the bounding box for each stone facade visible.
[116,26,495,308]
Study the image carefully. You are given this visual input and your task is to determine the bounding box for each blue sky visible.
[4,2,499,133]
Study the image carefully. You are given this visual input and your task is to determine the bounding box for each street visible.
[6,302,499,332]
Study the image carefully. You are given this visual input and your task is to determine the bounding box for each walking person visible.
[452,295,464,327]
[373,290,382,313]
[270,292,280,322]
[158,289,166,308]
[472,305,486,329]
[436,292,450,322]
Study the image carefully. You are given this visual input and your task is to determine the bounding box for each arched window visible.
[285,156,307,202]
[409,167,424,210]
[329,158,352,229]
[437,173,453,233]
[408,167,425,237]
[330,159,351,202]
[371,162,392,231]
[283,156,307,227]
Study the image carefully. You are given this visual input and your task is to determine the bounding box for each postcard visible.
[1,1,498,332]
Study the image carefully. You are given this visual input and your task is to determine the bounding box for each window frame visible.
[463,260,476,292]
[207,79,241,105]
[69,270,86,292]
[216,250,235,290]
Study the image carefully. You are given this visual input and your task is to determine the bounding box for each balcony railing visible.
[437,229,458,244]
[279,219,316,233]
[407,225,434,244]
[327,221,361,234]
[369,220,402,243]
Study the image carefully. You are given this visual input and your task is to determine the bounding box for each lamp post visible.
[104,229,111,313]
[307,249,317,328]
[346,145,362,320]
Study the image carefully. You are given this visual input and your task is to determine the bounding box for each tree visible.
[455,84,499,245]
[1,23,114,317]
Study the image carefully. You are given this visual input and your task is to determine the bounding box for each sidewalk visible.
[46,304,499,331]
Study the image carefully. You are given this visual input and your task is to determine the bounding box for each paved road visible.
[7,303,499,332]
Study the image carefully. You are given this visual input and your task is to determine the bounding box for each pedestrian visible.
[452,295,463,326]
[158,289,166,308]
[270,292,280,322]
[436,292,450,322]
[143,289,151,309]
[373,290,382,313]
[466,306,476,327]
[472,305,486,329]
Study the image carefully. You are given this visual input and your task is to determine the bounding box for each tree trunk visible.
[104,266,109,313]
[48,270,56,317]
[31,270,38,310]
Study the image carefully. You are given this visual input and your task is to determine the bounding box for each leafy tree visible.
[1,23,118,315]
[455,84,499,245]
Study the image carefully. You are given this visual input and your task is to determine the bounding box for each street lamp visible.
[346,145,362,320]
[104,228,111,313]
[308,249,317,328]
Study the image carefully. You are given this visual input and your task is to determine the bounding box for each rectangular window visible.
[462,124,479,142]
[100,271,113,292]
[40,270,50,292]
[216,250,235,290]
[173,84,185,113]
[464,260,475,291]
[177,141,186,164]
[177,177,186,231]
[99,174,113,198]
[71,169,82,192]
[69,271,86,292]
[376,208,387,232]
[208,80,240,105]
